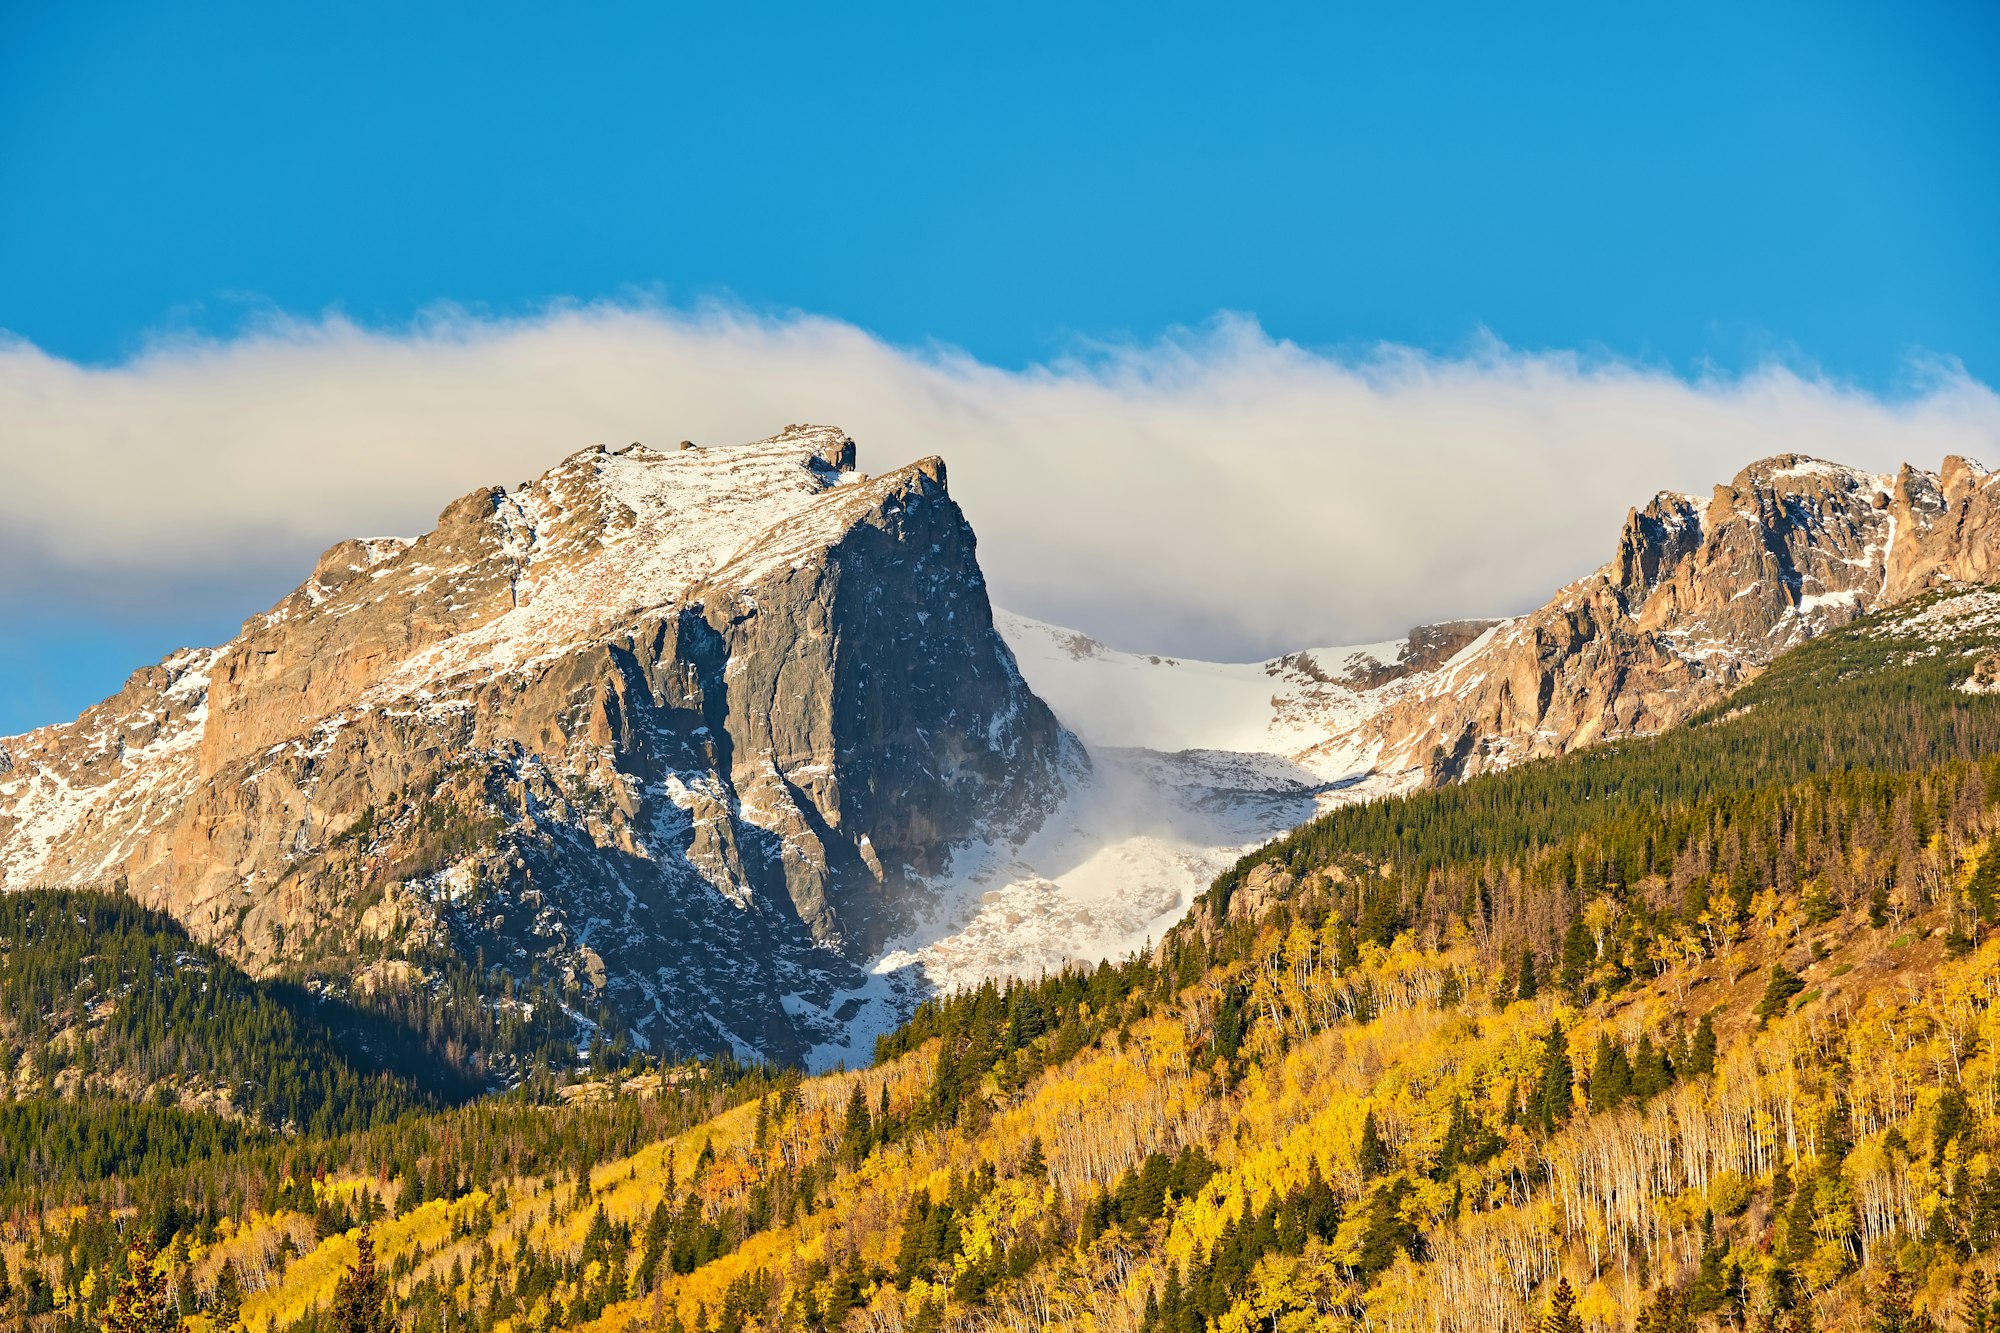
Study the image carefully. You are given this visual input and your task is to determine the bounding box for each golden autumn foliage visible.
[15,663,2000,1333]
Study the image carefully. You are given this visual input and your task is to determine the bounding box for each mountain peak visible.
[1727,452,1890,492]
[0,424,1071,1067]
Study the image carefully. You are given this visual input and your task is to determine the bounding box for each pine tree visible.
[1961,1269,1994,1333]
[1869,1265,1914,1333]
[1358,1110,1389,1179]
[1688,1014,1717,1077]
[1543,1276,1582,1333]
[329,1229,397,1333]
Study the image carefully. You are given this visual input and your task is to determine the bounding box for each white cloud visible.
[3,304,1998,661]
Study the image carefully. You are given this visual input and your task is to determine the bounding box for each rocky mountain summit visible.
[1370,453,2000,783]
[0,426,1076,1067]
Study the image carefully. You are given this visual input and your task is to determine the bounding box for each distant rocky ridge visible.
[0,426,1077,1067]
[1375,453,2000,783]
[975,453,2000,983]
[1009,453,2000,792]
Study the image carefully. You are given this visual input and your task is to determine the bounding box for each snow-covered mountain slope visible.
[853,614,1503,998]
[996,610,1497,778]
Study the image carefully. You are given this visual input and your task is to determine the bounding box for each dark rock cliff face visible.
[0,428,1077,1067]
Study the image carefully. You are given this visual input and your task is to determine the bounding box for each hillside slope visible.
[14,586,2000,1333]
[0,891,496,1131]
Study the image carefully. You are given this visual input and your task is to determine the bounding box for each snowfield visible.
[858,611,1446,999]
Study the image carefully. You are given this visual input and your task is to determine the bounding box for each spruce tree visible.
[842,1083,873,1165]
[1868,1264,1914,1333]
[1588,1033,1632,1112]
[1685,1214,1726,1315]
[1534,1025,1574,1132]
[1358,1110,1389,1179]
[1961,1269,1994,1333]
[1781,1165,1818,1265]
[211,1259,243,1333]
[1818,1098,1851,1168]
[1517,949,1539,1001]
[1020,1136,1047,1178]
[1637,1031,1675,1099]
[1542,1276,1583,1333]
[906,1293,943,1333]
[329,1228,397,1333]
[1756,965,1806,1026]
[1688,1014,1717,1077]
[1559,914,1594,995]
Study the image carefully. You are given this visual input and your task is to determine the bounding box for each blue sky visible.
[2,1,1998,733]
[6,2,1996,380]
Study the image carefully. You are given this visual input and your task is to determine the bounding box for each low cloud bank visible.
[4,304,1997,660]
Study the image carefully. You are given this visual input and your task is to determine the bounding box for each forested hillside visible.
[1207,585,2000,908]
[10,587,2000,1332]
[0,892,565,1133]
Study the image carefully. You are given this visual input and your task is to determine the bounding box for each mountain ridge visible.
[4,439,1999,1072]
